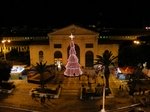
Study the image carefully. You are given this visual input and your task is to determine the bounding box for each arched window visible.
[39,51,44,62]
[54,51,62,65]
[54,51,62,58]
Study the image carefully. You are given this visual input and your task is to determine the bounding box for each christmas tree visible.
[64,33,83,77]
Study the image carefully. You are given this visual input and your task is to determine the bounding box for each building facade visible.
[29,24,119,67]
[1,24,149,67]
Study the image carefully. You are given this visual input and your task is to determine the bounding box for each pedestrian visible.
[47,95,51,101]
[82,85,87,100]
[40,97,43,104]
[121,85,124,91]
[142,88,146,95]
[40,95,46,104]
[119,85,121,91]
[31,93,35,99]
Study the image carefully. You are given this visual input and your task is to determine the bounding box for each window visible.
[54,44,62,48]
[39,51,44,62]
[86,43,93,48]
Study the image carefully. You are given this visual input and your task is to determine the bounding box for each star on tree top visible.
[69,33,74,40]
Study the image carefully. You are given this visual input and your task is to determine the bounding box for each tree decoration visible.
[64,33,82,77]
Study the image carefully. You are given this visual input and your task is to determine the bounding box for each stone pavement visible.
[0,75,145,112]
[0,80,98,112]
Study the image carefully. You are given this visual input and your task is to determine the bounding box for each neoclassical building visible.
[1,24,149,67]
[29,24,119,67]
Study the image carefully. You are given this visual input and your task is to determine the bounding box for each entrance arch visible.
[54,51,62,64]
[54,51,62,59]
[67,44,80,63]
[39,50,44,62]
[85,51,94,67]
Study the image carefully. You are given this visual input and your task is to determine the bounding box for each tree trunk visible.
[104,66,110,89]
[105,75,109,89]
[40,73,45,90]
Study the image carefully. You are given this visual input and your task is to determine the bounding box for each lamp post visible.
[1,40,11,61]
[100,73,106,112]
[96,66,106,112]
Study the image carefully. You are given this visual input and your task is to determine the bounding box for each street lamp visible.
[100,74,106,112]
[1,40,11,61]
[96,65,106,112]
[133,40,140,45]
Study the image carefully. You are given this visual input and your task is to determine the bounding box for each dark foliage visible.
[0,59,12,84]
[118,44,150,67]
[95,50,118,88]
[32,62,56,89]
[7,49,30,65]
[0,82,15,90]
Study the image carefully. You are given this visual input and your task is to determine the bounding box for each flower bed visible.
[29,85,61,99]
[27,72,55,84]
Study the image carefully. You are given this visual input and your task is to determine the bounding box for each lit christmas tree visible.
[64,33,83,77]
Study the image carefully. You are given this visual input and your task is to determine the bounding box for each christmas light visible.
[64,33,82,77]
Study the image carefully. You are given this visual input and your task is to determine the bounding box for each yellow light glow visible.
[133,40,140,45]
[1,40,11,43]
[7,40,11,43]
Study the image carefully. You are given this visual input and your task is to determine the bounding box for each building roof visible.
[0,24,150,42]
[48,24,99,36]
[0,26,51,37]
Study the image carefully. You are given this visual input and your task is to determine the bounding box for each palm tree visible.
[95,50,117,89]
[33,62,50,90]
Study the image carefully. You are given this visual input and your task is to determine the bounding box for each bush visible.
[0,82,15,90]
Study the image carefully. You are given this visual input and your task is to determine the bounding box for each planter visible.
[29,86,61,99]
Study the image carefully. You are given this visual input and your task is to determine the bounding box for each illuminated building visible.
[1,24,150,67]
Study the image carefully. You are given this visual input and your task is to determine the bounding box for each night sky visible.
[0,0,150,29]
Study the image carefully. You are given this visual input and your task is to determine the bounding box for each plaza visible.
[0,25,150,112]
[0,69,149,112]
[0,1,150,111]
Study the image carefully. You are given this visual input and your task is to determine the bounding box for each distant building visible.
[1,24,150,67]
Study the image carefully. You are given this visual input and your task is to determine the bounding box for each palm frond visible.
[95,50,118,66]
[34,62,49,73]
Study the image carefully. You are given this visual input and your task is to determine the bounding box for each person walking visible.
[40,95,46,104]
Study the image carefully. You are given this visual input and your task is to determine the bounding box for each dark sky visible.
[0,0,150,29]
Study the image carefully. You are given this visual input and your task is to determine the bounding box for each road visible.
[0,105,39,112]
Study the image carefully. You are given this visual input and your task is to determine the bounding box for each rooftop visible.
[0,25,150,42]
